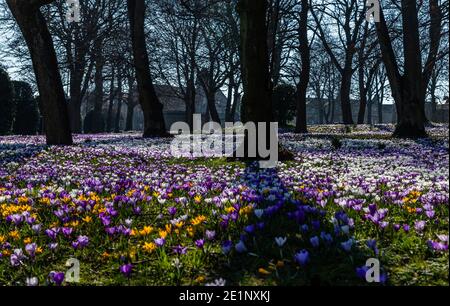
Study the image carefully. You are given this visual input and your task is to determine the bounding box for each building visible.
[133,85,229,131]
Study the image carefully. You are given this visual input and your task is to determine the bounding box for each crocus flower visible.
[414,220,426,232]
[195,239,205,249]
[254,209,264,219]
[310,236,320,248]
[320,231,333,244]
[32,224,42,233]
[25,243,37,257]
[10,249,26,267]
[205,278,226,286]
[366,239,379,255]
[49,271,65,285]
[26,277,39,286]
[154,237,166,247]
[48,243,58,251]
[61,227,73,237]
[356,265,369,279]
[72,235,89,249]
[45,229,57,240]
[235,240,247,253]
[222,240,232,255]
[341,239,353,252]
[294,249,309,266]
[168,206,177,216]
[172,245,188,255]
[275,237,287,247]
[119,264,133,278]
[244,224,256,234]
[205,230,216,241]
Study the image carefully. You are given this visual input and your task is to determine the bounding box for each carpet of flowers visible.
[0,124,448,286]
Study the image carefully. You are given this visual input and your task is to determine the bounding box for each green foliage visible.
[272,83,297,127]
[0,68,15,135]
[12,81,40,135]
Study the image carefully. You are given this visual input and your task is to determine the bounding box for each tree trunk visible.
[230,85,240,122]
[125,77,136,131]
[107,68,116,132]
[295,0,309,134]
[239,0,273,124]
[375,1,427,138]
[114,76,123,133]
[206,91,221,124]
[185,81,196,130]
[128,0,167,137]
[6,0,72,145]
[340,65,354,124]
[238,0,274,160]
[225,74,234,122]
[69,70,83,133]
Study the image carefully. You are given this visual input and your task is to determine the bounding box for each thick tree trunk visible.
[128,0,167,137]
[239,0,273,125]
[295,0,309,134]
[6,0,72,145]
[238,0,274,160]
[375,1,427,138]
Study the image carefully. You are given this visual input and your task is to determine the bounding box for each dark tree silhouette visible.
[6,0,72,145]
[127,0,167,137]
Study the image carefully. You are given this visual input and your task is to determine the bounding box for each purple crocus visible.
[61,227,73,237]
[341,239,353,252]
[294,249,310,266]
[154,237,166,247]
[205,230,216,241]
[168,206,177,216]
[49,271,65,285]
[45,229,58,240]
[310,236,320,248]
[235,240,247,253]
[10,249,26,267]
[25,243,37,257]
[356,265,369,279]
[119,264,133,278]
[366,239,379,255]
[32,224,42,233]
[195,239,205,249]
[414,220,426,232]
[72,235,89,249]
[222,240,232,255]
[172,245,188,255]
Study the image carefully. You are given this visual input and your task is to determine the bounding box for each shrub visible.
[0,68,15,135]
[12,81,40,135]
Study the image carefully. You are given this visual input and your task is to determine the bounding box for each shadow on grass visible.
[212,161,377,286]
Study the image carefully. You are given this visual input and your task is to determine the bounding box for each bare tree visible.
[375,0,444,137]
[6,0,72,145]
[127,0,167,137]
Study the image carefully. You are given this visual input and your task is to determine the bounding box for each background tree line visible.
[0,0,448,143]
